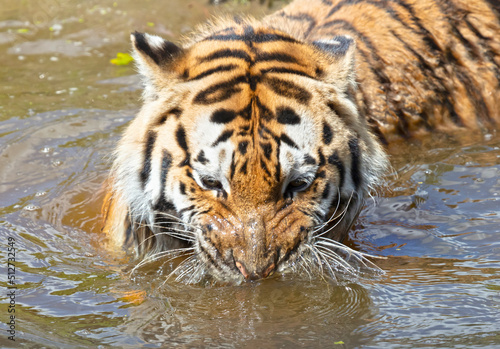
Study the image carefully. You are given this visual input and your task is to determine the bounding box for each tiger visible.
[102,0,500,284]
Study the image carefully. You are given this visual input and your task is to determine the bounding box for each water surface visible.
[1,0,499,348]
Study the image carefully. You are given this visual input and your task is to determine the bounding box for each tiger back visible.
[102,0,500,283]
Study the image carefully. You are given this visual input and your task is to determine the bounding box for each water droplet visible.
[24,204,40,211]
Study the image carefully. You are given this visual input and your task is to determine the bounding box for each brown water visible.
[1,0,499,348]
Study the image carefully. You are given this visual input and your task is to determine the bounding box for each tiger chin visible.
[102,0,500,284]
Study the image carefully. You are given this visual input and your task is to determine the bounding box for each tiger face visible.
[111,21,388,283]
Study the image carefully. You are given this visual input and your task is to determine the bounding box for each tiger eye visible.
[202,177,223,191]
[287,179,309,192]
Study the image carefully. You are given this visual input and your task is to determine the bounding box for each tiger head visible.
[112,19,388,283]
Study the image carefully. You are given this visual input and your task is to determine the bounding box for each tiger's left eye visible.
[201,177,223,191]
[286,178,309,193]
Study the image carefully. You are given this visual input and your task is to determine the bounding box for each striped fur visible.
[102,0,500,283]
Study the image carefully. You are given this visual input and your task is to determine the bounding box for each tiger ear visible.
[313,35,356,89]
[131,32,183,99]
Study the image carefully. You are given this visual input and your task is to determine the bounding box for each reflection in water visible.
[0,0,499,347]
[115,280,376,347]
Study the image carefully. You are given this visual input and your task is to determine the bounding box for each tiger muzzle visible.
[232,218,278,281]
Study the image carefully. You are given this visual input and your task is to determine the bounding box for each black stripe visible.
[327,0,418,33]
[176,125,191,167]
[156,107,183,125]
[188,64,238,81]
[193,75,247,105]
[178,205,195,217]
[199,49,251,63]
[212,130,234,146]
[204,32,299,44]
[316,170,326,179]
[327,101,344,118]
[238,141,249,155]
[229,153,236,180]
[153,198,175,212]
[275,139,281,183]
[260,158,271,178]
[348,138,362,190]
[140,131,157,188]
[280,134,298,149]
[256,52,300,64]
[196,150,208,164]
[260,142,273,160]
[276,106,301,125]
[256,97,274,121]
[179,182,186,195]
[259,67,314,79]
[322,183,331,200]
[211,109,237,124]
[240,160,248,175]
[263,77,312,105]
[199,242,226,273]
[176,125,188,151]
[328,152,345,189]
[304,154,316,165]
[318,148,326,167]
[281,13,317,38]
[154,149,173,212]
[322,122,333,145]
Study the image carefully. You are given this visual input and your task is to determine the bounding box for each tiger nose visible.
[235,261,275,280]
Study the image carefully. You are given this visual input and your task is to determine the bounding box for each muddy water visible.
[1,0,499,348]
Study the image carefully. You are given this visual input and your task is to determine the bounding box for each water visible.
[1,0,499,347]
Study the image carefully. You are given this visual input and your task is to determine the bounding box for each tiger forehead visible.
[175,25,324,84]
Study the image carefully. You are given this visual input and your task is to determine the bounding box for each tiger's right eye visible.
[285,178,310,193]
[201,177,223,191]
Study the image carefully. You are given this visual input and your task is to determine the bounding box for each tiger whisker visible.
[154,211,203,231]
[312,187,342,233]
[312,191,355,239]
[298,254,314,281]
[315,244,358,275]
[314,247,339,281]
[136,220,198,236]
[186,260,204,284]
[314,237,385,271]
[162,254,198,287]
[304,244,324,276]
[130,247,194,275]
